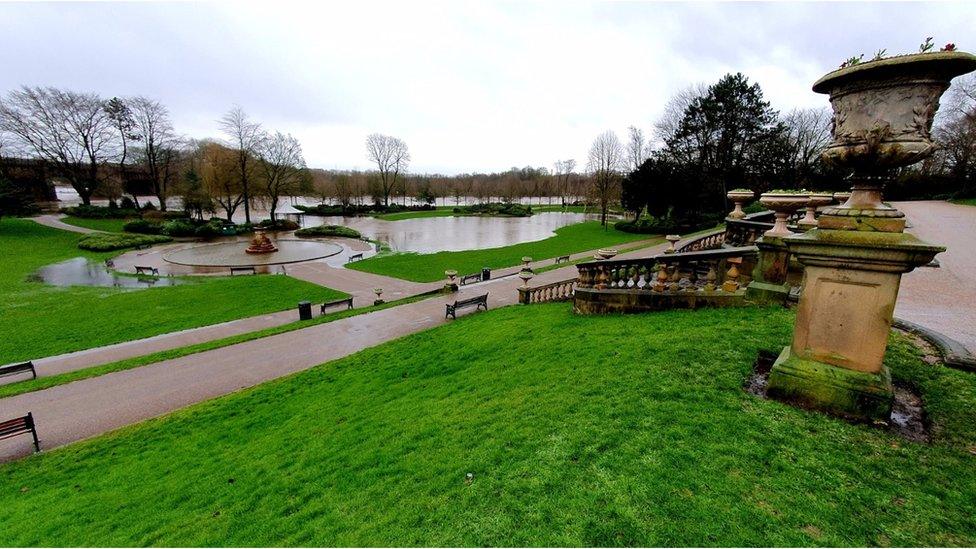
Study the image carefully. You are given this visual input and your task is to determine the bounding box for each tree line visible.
[0,87,309,223]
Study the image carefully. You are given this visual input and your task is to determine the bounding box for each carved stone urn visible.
[758,192,808,237]
[813,51,976,230]
[768,50,976,421]
[726,189,754,220]
[798,193,835,229]
[664,235,681,254]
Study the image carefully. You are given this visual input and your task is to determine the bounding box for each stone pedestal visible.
[746,236,791,305]
[767,228,943,420]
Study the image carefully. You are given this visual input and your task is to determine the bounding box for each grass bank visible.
[951,197,976,207]
[60,216,130,233]
[372,206,457,221]
[0,218,345,364]
[1,304,974,545]
[348,221,654,282]
[0,291,439,399]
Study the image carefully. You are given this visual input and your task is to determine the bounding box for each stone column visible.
[745,192,807,305]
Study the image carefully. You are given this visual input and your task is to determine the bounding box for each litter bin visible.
[298,300,312,321]
[482,267,491,281]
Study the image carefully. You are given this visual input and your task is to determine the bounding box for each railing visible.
[576,246,758,293]
[677,229,725,253]
[518,278,577,304]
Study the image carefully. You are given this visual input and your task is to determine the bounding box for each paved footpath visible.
[0,240,665,460]
[32,214,97,234]
[895,200,976,355]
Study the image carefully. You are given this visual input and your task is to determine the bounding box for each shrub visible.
[119,197,137,210]
[194,223,222,239]
[257,218,300,231]
[294,225,362,239]
[123,219,164,235]
[62,205,139,219]
[162,220,197,237]
[454,202,533,217]
[77,233,172,252]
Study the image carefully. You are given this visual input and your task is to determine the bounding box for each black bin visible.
[482,267,491,281]
[298,300,312,321]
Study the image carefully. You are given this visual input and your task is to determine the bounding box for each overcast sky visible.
[1,1,973,174]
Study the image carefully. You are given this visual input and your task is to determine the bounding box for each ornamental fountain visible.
[245,230,278,254]
[766,49,976,421]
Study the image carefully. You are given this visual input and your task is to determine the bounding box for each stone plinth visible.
[767,227,944,419]
[746,235,791,305]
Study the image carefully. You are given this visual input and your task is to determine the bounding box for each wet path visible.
[895,200,976,355]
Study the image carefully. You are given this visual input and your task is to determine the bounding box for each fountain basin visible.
[163,239,342,268]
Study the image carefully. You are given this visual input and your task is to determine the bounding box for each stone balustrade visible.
[573,246,759,314]
[518,278,577,304]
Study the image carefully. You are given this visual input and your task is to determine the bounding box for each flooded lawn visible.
[28,257,186,288]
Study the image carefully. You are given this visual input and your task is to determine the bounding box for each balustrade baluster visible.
[721,258,741,292]
[668,264,681,292]
[704,264,717,291]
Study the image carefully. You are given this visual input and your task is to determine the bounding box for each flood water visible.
[29,257,185,288]
[303,212,592,253]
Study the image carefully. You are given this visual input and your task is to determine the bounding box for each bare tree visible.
[0,86,114,205]
[587,130,624,226]
[258,132,307,222]
[104,97,141,207]
[626,126,649,171]
[653,83,709,145]
[196,140,244,220]
[219,106,264,222]
[781,107,832,185]
[365,133,410,206]
[553,159,576,206]
[130,96,177,210]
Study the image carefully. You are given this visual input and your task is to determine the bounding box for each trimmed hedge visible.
[452,202,533,217]
[123,219,164,235]
[77,233,172,252]
[257,219,300,231]
[294,225,362,239]
[62,205,140,219]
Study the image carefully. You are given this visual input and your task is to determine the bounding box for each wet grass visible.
[0,304,974,545]
[950,197,976,207]
[0,218,345,364]
[59,216,131,233]
[348,221,654,282]
[373,206,458,221]
[0,291,439,400]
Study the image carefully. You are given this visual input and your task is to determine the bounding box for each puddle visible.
[28,257,186,288]
[745,349,929,443]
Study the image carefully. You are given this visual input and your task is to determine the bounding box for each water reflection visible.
[29,258,185,288]
[303,212,593,253]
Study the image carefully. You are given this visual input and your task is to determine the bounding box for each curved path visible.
[895,200,976,355]
[0,239,664,460]
[31,214,97,234]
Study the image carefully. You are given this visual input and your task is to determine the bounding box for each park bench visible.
[134,265,159,276]
[0,412,40,453]
[555,255,571,264]
[133,243,151,250]
[0,361,36,381]
[231,267,256,276]
[460,272,482,285]
[321,296,354,314]
[446,293,488,319]
[348,253,364,262]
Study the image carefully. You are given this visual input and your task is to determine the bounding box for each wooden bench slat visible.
[0,361,37,380]
[446,293,488,319]
[320,297,354,314]
[0,412,39,452]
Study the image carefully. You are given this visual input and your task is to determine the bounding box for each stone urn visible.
[373,288,384,306]
[758,192,809,237]
[832,191,852,204]
[521,256,533,268]
[813,51,976,224]
[444,270,458,284]
[518,268,535,288]
[799,193,835,228]
[595,248,618,261]
[664,235,681,254]
[726,189,755,220]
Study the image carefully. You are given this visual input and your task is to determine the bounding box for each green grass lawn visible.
[1,304,974,546]
[951,197,976,207]
[373,206,458,221]
[60,216,132,233]
[0,218,346,364]
[348,221,656,282]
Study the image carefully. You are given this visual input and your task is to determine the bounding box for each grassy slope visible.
[951,197,976,207]
[59,216,132,233]
[373,206,457,221]
[1,305,974,546]
[0,218,346,364]
[348,221,654,282]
